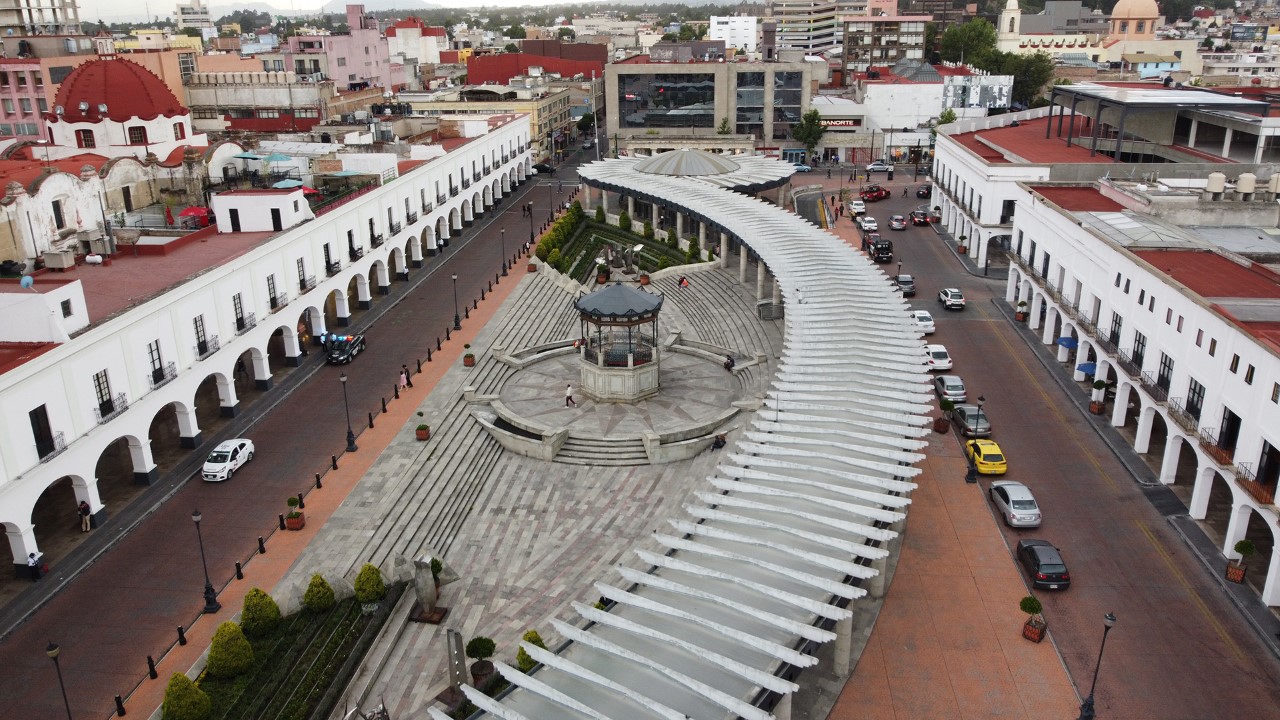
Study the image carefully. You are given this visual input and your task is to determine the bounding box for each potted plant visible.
[1015,300,1029,322]
[1089,379,1108,415]
[1227,539,1255,583]
[956,234,968,253]
[415,412,430,441]
[463,343,476,367]
[285,496,305,531]
[596,263,609,284]
[465,636,497,690]
[934,398,954,434]
[1021,595,1047,643]
[527,258,538,272]
[638,271,650,286]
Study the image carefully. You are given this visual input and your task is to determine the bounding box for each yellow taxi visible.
[965,439,1008,475]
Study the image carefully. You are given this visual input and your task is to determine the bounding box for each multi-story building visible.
[174,0,213,32]
[1200,51,1280,81]
[0,58,48,140]
[767,0,872,53]
[400,82,572,161]
[0,0,81,37]
[604,53,817,162]
[385,17,447,66]
[185,71,337,135]
[709,15,759,54]
[257,5,401,92]
[840,14,929,74]
[0,113,532,575]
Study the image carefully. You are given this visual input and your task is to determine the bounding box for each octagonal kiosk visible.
[575,283,663,402]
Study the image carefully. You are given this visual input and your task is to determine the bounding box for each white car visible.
[859,216,878,232]
[924,343,953,370]
[990,481,1042,528]
[848,199,866,215]
[866,160,895,173]
[202,438,255,482]
[908,310,936,335]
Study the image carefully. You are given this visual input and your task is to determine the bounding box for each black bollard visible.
[368,412,374,429]
[382,397,388,413]
[394,384,400,399]
[417,358,422,373]
[147,656,158,679]
[426,348,432,362]
[481,288,486,301]
[177,626,187,646]
[297,492,305,510]
[331,455,338,470]
[436,337,442,351]
[315,473,323,489]
[465,307,470,319]
[489,280,494,291]
[445,326,451,340]
[116,695,127,716]
[473,298,478,310]
[258,536,266,554]
[235,561,243,580]
[278,514,286,531]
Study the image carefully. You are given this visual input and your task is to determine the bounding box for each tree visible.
[206,622,254,678]
[558,27,576,40]
[179,27,203,38]
[162,673,211,720]
[303,573,335,613]
[577,112,595,134]
[939,19,998,68]
[717,116,732,134]
[354,563,386,604]
[661,32,678,42]
[923,21,939,63]
[506,25,527,40]
[996,51,1055,108]
[239,588,281,638]
[938,108,957,126]
[791,109,826,155]
[505,43,520,53]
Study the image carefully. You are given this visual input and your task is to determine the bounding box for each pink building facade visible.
[0,58,48,140]
[258,5,400,92]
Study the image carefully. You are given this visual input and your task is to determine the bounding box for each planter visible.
[527,263,537,272]
[1089,401,1106,415]
[1023,617,1047,643]
[932,416,951,434]
[1015,311,1028,322]
[415,426,430,441]
[470,660,495,690]
[597,273,608,284]
[463,354,476,367]
[285,512,306,531]
[639,274,650,286]
[957,246,968,254]
[1226,562,1247,583]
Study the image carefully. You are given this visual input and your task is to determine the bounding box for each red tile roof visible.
[0,341,58,374]
[1031,186,1125,212]
[949,114,1232,166]
[1133,249,1280,299]
[51,57,187,123]
[0,155,107,188]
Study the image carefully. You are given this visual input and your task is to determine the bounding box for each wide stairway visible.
[554,434,650,466]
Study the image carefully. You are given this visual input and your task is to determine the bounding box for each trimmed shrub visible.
[594,205,605,222]
[465,636,496,661]
[546,248,561,270]
[354,563,387,604]
[658,256,673,270]
[642,221,654,240]
[618,210,631,232]
[303,574,336,613]
[666,233,679,250]
[515,629,548,672]
[162,673,211,720]
[239,588,281,638]
[535,241,550,262]
[206,622,254,679]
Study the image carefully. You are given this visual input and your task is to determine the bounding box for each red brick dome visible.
[52,57,187,124]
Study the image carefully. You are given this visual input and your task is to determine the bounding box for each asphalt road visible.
[846,184,1280,719]
[0,156,582,720]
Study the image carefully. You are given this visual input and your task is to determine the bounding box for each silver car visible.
[952,404,991,437]
[991,481,1042,527]
[933,374,967,402]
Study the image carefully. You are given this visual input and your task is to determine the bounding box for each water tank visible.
[1238,173,1257,194]
[1206,172,1227,193]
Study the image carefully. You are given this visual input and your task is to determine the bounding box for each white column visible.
[127,437,158,484]
[1157,434,1182,485]
[1222,127,1234,159]
[756,264,767,300]
[1133,404,1154,454]
[833,614,853,676]
[6,522,38,576]
[719,232,729,269]
[1261,546,1280,607]
[1187,462,1216,519]
[739,246,748,283]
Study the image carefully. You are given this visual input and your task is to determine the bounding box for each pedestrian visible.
[678,275,689,288]
[902,186,908,197]
[235,357,246,380]
[78,500,91,532]
[565,383,577,407]
[827,168,832,178]
[849,172,855,182]
[27,553,39,582]
[398,367,409,390]
[402,364,413,388]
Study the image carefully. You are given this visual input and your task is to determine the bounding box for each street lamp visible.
[191,510,220,614]
[45,642,73,720]
[451,272,461,330]
[500,227,507,276]
[1078,612,1118,720]
[340,373,357,452]
[529,200,535,244]
[976,395,986,428]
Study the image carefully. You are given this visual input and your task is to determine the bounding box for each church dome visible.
[52,57,187,124]
[634,148,742,177]
[1110,0,1160,19]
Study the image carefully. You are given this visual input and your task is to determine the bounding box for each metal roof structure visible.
[428,158,933,720]
[575,282,664,319]
[631,149,796,193]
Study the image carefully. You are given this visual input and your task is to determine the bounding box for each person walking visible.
[78,501,91,532]
[565,384,577,407]
[27,553,40,581]
[902,186,908,197]
[398,367,409,390]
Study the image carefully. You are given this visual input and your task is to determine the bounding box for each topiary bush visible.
[303,574,336,613]
[643,221,654,239]
[515,629,548,672]
[618,210,631,232]
[546,248,561,270]
[206,621,254,679]
[466,636,496,662]
[162,672,211,720]
[594,205,605,222]
[354,563,387,604]
[240,588,281,638]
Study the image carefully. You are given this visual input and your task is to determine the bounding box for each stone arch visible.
[148,398,200,467]
[450,206,462,231]
[231,345,272,401]
[421,224,437,256]
[192,370,237,437]
[25,474,98,568]
[501,172,512,194]
[371,257,390,296]
[1227,503,1276,598]
[437,214,451,247]
[482,184,493,209]
[348,272,371,314]
[324,286,351,328]
[267,321,301,368]
[462,196,475,225]
[297,303,325,349]
[390,245,408,281]
[491,177,502,202]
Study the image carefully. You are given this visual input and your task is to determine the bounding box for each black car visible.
[533,162,556,175]
[895,274,916,296]
[910,209,930,226]
[1016,539,1071,590]
[916,184,933,198]
[324,333,366,364]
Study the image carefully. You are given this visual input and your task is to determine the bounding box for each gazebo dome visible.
[634,148,742,177]
[52,57,187,124]
[574,282,663,321]
[1110,0,1159,18]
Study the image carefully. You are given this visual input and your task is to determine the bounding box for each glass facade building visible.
[618,73,717,129]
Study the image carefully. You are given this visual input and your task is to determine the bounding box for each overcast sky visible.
[88,1,566,24]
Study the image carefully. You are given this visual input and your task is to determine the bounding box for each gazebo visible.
[574,282,663,402]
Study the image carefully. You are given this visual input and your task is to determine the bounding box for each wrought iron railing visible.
[1116,349,1141,378]
[370,234,385,248]
[1140,371,1168,403]
[314,182,376,217]
[196,335,220,359]
[462,178,471,189]
[1009,253,1030,272]
[150,361,178,390]
[437,193,447,204]
[1095,335,1118,355]
[502,153,510,163]
[349,247,365,261]
[235,312,257,336]
[1167,397,1199,434]
[422,202,434,214]
[1078,316,1098,338]
[39,431,67,463]
[389,220,402,236]
[1044,282,1061,304]
[270,293,290,312]
[474,171,483,181]
[326,260,342,276]
[1235,468,1275,505]
[1197,426,1234,465]
[449,186,458,198]
[94,393,129,424]
[299,275,317,293]
[406,210,418,225]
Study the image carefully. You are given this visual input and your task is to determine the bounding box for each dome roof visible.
[574,283,663,320]
[52,58,187,124]
[1110,0,1159,19]
[634,148,742,177]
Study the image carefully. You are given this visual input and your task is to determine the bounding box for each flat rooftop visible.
[949,113,1231,165]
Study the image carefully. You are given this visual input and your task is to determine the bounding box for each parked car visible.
[952,404,992,437]
[866,160,894,173]
[965,438,1007,474]
[895,273,916,296]
[933,374,967,402]
[861,185,891,201]
[916,184,933,198]
[991,481,1041,527]
[792,163,812,172]
[1017,539,1070,589]
[202,438,255,482]
[938,287,966,310]
[324,333,367,364]
[924,343,953,371]
[582,140,594,150]
[888,215,907,231]
[909,209,931,226]
[533,162,556,175]
[859,216,879,232]
[848,199,866,215]
[908,309,936,335]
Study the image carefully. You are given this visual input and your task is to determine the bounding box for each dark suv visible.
[324,333,367,364]
[895,274,916,296]
[1017,539,1071,590]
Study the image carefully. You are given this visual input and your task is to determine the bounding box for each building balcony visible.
[299,275,317,293]
[421,202,433,215]
[38,431,67,464]
[462,178,471,189]
[195,336,220,360]
[437,193,447,204]
[1116,349,1142,378]
[235,312,257,336]
[1234,463,1276,505]
[349,246,365,261]
[370,233,385,248]
[269,293,290,313]
[449,186,458,198]
[407,210,419,224]
[1167,397,1200,434]
[1139,371,1169,403]
[1197,426,1235,466]
[389,220,402,236]
[326,260,342,276]
[474,171,483,181]
[150,361,178,390]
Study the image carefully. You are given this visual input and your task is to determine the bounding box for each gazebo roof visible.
[634,148,742,176]
[574,282,663,319]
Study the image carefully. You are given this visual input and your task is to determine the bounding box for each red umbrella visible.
[164,206,174,225]
[302,186,320,195]
[178,206,210,217]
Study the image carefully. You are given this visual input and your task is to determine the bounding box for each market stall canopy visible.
[272,179,303,189]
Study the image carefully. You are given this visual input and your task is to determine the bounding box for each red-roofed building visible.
[466,53,606,86]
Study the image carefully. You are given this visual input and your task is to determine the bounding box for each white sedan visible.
[925,343,953,370]
[202,438,255,481]
[908,310,936,335]
[859,216,879,232]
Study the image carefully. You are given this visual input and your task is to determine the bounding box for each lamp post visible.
[548,181,554,223]
[976,394,986,429]
[1078,612,1118,720]
[500,227,507,276]
[191,510,220,614]
[451,273,461,330]
[340,373,357,452]
[529,199,535,244]
[45,642,73,720]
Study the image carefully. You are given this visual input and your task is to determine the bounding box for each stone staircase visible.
[554,434,650,466]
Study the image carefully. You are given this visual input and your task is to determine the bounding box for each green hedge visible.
[240,589,281,638]
[164,673,212,720]
[303,574,335,613]
[207,622,254,679]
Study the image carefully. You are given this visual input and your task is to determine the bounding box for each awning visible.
[302,186,320,195]
[328,170,365,177]
[1076,362,1097,374]
[178,206,211,217]
[233,152,263,160]
[272,179,303,189]
[263,152,293,163]
[1055,337,1078,349]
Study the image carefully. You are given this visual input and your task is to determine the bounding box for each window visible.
[1157,353,1173,390]
[193,315,208,356]
[1195,329,1203,347]
[49,65,73,83]
[255,109,279,118]
[30,404,55,459]
[192,109,219,119]
[1165,309,1172,324]
[173,123,185,140]
[2,99,13,114]
[1245,365,1255,385]
[92,369,113,415]
[1109,311,1122,346]
[267,274,278,302]
[1186,378,1205,420]
[36,98,45,113]
[0,72,7,87]
[1209,338,1217,357]
[1123,279,1130,294]
[1148,296,1155,312]
[60,299,72,317]
[127,126,148,145]
[296,257,307,283]
[232,293,244,323]
[1273,383,1279,403]
[1177,316,1184,332]
[51,199,64,230]
[295,108,319,118]
[1114,272,1122,287]
[147,339,162,372]
[1230,354,1240,373]
[337,57,346,67]
[1132,331,1146,368]
[293,200,299,212]
[1138,289,1145,304]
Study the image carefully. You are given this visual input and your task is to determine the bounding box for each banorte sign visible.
[821,119,862,128]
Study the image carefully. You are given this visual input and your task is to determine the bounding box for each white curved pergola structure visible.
[436,156,934,719]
